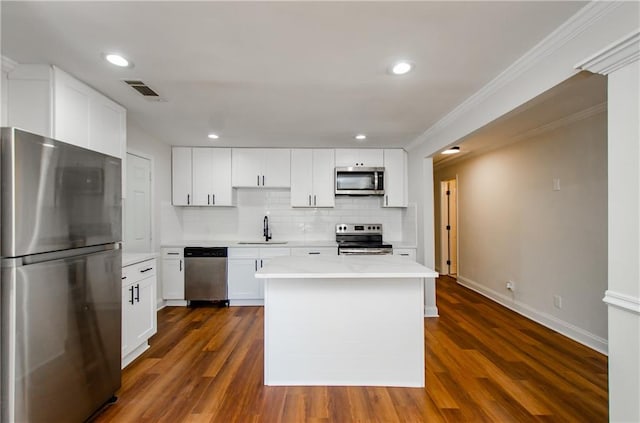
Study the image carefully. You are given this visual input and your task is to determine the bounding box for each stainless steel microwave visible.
[335,167,385,195]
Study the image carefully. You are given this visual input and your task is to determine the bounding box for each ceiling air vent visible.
[123,80,166,102]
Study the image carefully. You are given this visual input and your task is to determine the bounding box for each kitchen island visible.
[255,255,438,387]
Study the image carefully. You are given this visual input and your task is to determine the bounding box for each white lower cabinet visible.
[393,248,417,260]
[122,258,157,368]
[290,247,338,256]
[228,247,290,305]
[162,248,185,301]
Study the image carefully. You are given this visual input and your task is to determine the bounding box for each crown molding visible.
[406,0,622,152]
[1,56,19,74]
[575,30,640,75]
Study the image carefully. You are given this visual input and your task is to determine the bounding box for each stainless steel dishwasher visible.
[184,247,229,305]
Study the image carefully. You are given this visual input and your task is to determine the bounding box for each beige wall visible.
[433,111,608,348]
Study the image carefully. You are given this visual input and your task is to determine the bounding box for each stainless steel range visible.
[336,224,393,255]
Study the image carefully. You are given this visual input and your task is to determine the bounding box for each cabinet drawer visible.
[290,247,337,256]
[260,248,290,258]
[163,248,184,259]
[228,247,260,259]
[122,258,157,285]
[393,249,416,260]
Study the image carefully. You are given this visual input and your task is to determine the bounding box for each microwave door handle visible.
[374,171,379,191]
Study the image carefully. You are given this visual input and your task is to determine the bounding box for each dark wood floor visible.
[94,276,608,422]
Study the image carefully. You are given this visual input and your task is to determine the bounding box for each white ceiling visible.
[1,1,587,149]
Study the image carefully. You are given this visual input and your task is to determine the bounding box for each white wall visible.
[434,111,608,351]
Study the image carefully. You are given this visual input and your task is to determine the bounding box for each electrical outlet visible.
[506,281,514,291]
[554,295,562,309]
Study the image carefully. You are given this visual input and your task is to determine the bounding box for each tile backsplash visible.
[161,189,416,244]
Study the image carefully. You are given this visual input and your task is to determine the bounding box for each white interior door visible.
[125,153,152,252]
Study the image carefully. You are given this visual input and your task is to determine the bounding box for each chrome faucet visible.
[263,216,272,241]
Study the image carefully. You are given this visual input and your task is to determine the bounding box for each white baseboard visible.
[456,275,608,355]
[424,306,439,317]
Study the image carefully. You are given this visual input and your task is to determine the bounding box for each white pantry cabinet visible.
[122,258,157,368]
[6,64,126,158]
[290,149,335,207]
[383,149,408,207]
[227,247,290,305]
[335,149,384,168]
[171,147,234,206]
[162,248,185,300]
[232,148,291,188]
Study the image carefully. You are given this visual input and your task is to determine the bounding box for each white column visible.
[422,157,438,317]
[577,30,640,423]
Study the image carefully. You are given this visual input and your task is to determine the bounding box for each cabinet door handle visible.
[308,252,320,255]
[212,194,215,205]
[167,252,179,255]
[260,259,263,268]
[308,195,311,206]
[187,194,190,205]
[257,175,260,186]
[262,175,265,186]
[135,284,140,302]
[129,286,134,304]
[386,195,388,206]
[121,276,127,280]
[400,253,409,256]
[208,194,210,205]
[179,259,182,271]
[255,260,258,271]
[140,267,153,273]
[314,195,317,206]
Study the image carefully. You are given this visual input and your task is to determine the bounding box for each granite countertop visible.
[255,255,438,279]
[122,252,158,267]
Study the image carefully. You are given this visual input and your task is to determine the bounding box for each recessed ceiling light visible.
[442,146,461,155]
[355,134,367,140]
[104,53,132,68]
[208,133,220,140]
[391,61,413,75]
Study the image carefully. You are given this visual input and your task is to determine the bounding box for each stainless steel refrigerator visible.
[0,128,122,423]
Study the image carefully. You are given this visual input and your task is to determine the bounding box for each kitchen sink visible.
[237,241,288,245]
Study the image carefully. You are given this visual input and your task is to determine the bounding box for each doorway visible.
[440,179,458,276]
[125,152,152,252]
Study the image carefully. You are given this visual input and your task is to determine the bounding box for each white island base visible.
[256,255,438,387]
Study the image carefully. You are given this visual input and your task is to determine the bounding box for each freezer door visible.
[1,247,122,423]
[1,128,122,257]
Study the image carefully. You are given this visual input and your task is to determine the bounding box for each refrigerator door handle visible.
[129,286,134,304]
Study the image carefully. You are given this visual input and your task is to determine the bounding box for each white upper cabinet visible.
[172,147,234,206]
[6,65,126,158]
[291,149,335,207]
[232,148,291,188]
[172,147,193,206]
[335,149,384,168]
[383,149,408,207]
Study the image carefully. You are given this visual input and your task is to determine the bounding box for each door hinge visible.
[446,260,451,265]
[446,225,451,230]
